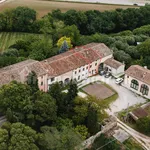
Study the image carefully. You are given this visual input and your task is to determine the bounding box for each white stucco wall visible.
[124,74,150,99]
[47,54,113,88]
[38,74,48,92]
[104,64,125,77]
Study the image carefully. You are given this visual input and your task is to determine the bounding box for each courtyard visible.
[82,82,115,100]
[78,75,146,114]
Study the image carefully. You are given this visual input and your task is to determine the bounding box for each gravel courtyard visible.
[82,82,115,99]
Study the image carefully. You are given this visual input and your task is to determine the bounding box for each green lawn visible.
[0,32,49,52]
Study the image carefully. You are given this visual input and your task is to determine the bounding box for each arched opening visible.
[64,78,70,85]
[130,79,139,90]
[140,84,149,96]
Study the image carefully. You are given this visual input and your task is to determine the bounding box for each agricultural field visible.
[0,0,138,18]
[0,32,48,52]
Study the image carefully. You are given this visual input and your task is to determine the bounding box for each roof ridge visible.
[0,60,38,74]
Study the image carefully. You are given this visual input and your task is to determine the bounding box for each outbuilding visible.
[104,58,125,78]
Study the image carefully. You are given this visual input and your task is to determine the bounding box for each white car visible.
[115,78,123,84]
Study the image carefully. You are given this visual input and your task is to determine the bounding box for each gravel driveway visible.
[79,75,146,114]
[99,76,146,114]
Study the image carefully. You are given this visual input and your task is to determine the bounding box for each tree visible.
[29,37,55,60]
[65,81,78,115]
[27,71,39,93]
[59,40,69,53]
[57,36,72,51]
[0,81,33,123]
[137,39,150,56]
[61,25,80,46]
[0,128,8,150]
[12,7,36,32]
[114,50,132,67]
[136,117,150,134]
[49,82,66,116]
[38,125,82,150]
[1,122,39,150]
[33,91,57,125]
[72,97,88,125]
[74,125,88,140]
[86,103,100,135]
[91,134,120,150]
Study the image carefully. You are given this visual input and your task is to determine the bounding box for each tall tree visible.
[12,7,36,32]
[65,81,78,115]
[38,125,82,150]
[0,81,33,123]
[27,71,39,93]
[0,122,39,150]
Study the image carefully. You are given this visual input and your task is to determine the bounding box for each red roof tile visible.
[126,65,150,85]
[41,43,112,77]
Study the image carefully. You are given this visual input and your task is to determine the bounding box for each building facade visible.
[0,59,48,92]
[41,43,113,90]
[124,65,150,99]
[0,43,114,92]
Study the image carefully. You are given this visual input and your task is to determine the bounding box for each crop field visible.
[0,0,137,18]
[0,32,48,52]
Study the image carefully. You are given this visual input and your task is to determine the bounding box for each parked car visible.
[99,70,106,76]
[115,78,123,84]
[105,72,111,78]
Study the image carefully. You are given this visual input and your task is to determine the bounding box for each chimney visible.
[75,47,78,50]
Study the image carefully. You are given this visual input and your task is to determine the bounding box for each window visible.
[51,77,55,82]
[86,66,88,70]
[140,84,149,96]
[79,69,81,73]
[75,71,77,74]
[127,76,129,78]
[130,79,139,90]
[95,63,97,66]
[78,76,80,80]
[83,68,85,71]
[90,65,92,68]
[41,82,43,86]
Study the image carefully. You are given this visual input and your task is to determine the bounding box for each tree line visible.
[1,5,150,35]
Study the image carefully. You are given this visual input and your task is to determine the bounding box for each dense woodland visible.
[0,5,150,149]
[0,6,150,68]
[0,72,108,149]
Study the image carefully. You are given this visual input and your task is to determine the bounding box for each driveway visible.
[78,75,146,114]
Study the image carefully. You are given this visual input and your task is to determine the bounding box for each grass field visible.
[0,32,47,52]
[0,0,138,18]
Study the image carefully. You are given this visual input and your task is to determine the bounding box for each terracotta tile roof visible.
[41,43,112,77]
[126,65,150,85]
[0,59,47,86]
[132,107,148,118]
[104,58,124,69]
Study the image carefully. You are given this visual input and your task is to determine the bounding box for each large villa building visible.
[124,65,150,99]
[41,43,113,88]
[0,43,125,91]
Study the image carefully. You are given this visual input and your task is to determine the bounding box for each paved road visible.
[60,0,150,6]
